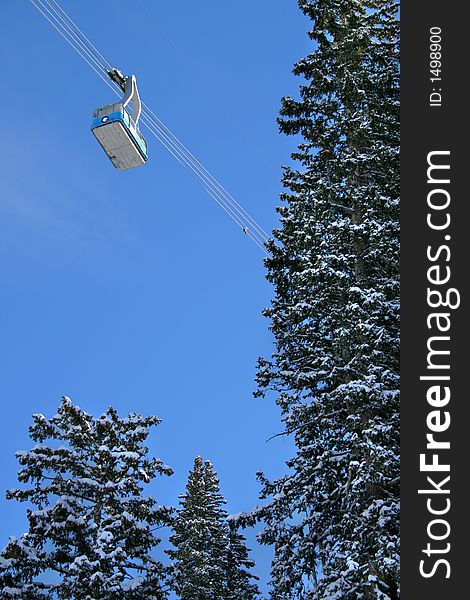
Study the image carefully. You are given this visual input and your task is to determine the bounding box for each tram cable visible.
[28,0,271,254]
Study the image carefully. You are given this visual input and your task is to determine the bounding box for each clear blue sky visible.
[0,0,310,592]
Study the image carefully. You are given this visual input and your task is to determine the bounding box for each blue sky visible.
[0,0,310,592]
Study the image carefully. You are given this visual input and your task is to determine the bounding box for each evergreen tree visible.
[0,396,173,599]
[226,520,260,600]
[167,457,228,599]
[247,0,400,598]
[168,457,259,600]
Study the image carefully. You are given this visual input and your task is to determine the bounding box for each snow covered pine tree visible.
[247,0,400,598]
[167,456,259,599]
[0,396,173,599]
[226,520,260,600]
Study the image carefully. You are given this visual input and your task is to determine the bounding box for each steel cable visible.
[29,0,270,254]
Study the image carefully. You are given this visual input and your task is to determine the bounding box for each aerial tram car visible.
[91,68,148,171]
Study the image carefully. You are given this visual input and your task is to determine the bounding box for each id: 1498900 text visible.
[429,26,443,108]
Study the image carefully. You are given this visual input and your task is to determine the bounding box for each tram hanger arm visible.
[106,67,126,92]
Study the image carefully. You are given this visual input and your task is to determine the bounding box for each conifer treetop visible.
[0,396,173,600]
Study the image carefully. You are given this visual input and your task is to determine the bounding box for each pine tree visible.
[167,457,259,600]
[0,396,173,599]
[167,457,228,599]
[226,520,260,600]
[247,0,400,598]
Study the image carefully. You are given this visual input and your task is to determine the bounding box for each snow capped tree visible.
[167,457,259,599]
[167,456,228,599]
[247,0,400,598]
[226,519,260,600]
[0,396,173,599]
